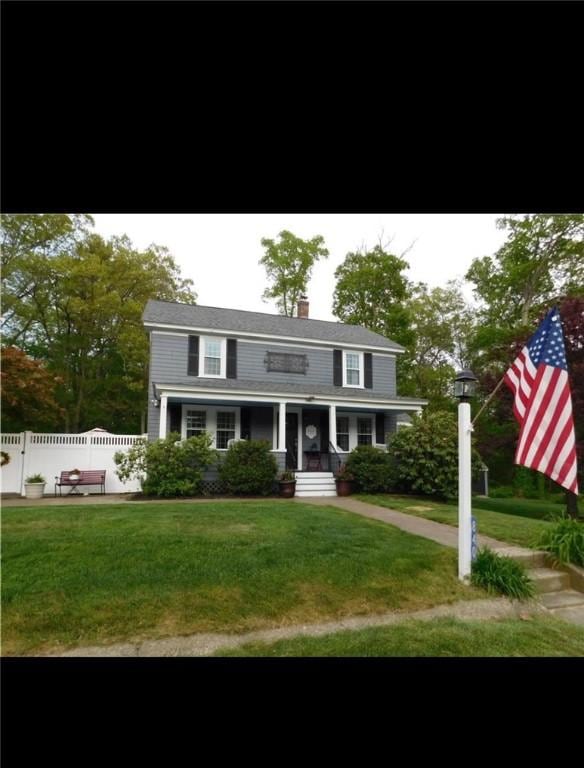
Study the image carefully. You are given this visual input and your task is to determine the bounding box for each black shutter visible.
[241,406,251,440]
[187,335,199,376]
[376,413,385,444]
[227,338,237,379]
[333,349,342,386]
[364,353,373,389]
[169,403,182,435]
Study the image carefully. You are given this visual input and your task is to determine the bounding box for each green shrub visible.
[471,547,536,601]
[535,513,584,566]
[345,445,393,493]
[218,439,278,496]
[387,411,483,500]
[114,432,218,498]
[489,485,515,499]
[25,474,45,483]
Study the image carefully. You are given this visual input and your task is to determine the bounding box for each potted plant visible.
[334,464,354,496]
[24,473,46,499]
[278,470,297,498]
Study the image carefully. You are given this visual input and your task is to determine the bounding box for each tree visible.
[402,280,476,410]
[259,230,329,316]
[333,245,413,342]
[332,244,415,389]
[0,346,64,432]
[466,214,583,332]
[1,215,197,433]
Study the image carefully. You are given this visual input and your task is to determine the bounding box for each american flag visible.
[504,306,579,495]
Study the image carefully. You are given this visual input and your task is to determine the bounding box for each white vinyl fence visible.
[1,432,146,496]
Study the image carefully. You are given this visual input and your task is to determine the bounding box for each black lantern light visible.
[454,369,478,401]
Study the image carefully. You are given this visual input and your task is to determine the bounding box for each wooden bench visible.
[54,470,106,496]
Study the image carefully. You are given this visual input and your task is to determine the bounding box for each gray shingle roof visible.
[143,300,405,352]
[154,376,426,405]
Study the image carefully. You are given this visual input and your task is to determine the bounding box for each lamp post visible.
[454,369,477,582]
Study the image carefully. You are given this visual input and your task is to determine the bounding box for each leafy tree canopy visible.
[260,230,329,317]
[1,215,196,433]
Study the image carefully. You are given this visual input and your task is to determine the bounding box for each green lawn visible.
[1,500,482,656]
[472,496,572,521]
[215,615,584,657]
[356,494,553,549]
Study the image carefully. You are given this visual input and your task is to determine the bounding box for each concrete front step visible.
[295,472,334,479]
[493,546,548,569]
[295,489,337,497]
[296,484,337,493]
[539,590,584,610]
[546,605,584,626]
[527,568,571,594]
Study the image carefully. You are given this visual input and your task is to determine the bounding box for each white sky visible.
[90,214,509,321]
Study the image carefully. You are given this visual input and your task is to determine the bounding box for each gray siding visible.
[148,400,160,442]
[149,331,396,397]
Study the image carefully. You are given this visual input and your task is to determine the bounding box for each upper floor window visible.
[343,351,364,388]
[200,336,226,378]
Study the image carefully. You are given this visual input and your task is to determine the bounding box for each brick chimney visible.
[297,295,309,318]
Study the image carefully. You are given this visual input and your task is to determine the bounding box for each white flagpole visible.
[458,399,473,582]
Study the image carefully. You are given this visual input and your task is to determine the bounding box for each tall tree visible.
[260,230,329,316]
[1,216,196,433]
[466,214,583,331]
[332,244,414,388]
[333,245,413,342]
[403,280,476,410]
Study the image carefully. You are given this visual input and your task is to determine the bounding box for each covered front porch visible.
[153,387,426,473]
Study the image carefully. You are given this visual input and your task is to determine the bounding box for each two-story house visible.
[143,297,427,496]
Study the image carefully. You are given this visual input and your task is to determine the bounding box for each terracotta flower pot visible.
[335,479,353,497]
[279,480,296,498]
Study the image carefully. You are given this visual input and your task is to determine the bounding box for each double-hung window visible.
[216,411,236,449]
[357,417,372,446]
[336,416,350,452]
[186,410,206,438]
[181,405,239,449]
[203,338,223,376]
[343,351,363,387]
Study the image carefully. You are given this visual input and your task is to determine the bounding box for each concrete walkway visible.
[51,597,545,657]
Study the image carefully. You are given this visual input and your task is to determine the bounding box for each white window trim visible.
[342,350,364,389]
[181,404,240,450]
[199,336,227,379]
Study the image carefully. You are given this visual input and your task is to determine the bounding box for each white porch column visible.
[278,401,286,452]
[159,394,168,439]
[329,404,337,452]
[273,405,278,450]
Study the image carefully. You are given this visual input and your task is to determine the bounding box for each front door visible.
[285,412,298,470]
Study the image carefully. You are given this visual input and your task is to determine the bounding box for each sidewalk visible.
[296,496,510,551]
[52,596,544,657]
